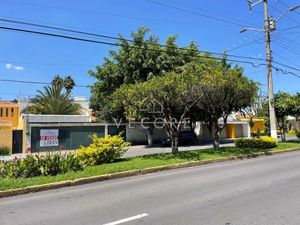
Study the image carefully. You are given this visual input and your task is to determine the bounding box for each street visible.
[1,150,300,225]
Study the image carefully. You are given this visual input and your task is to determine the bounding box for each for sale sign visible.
[40,129,59,147]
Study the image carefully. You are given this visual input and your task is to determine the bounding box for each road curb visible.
[1,147,299,198]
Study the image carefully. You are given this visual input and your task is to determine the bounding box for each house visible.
[0,101,22,153]
[0,101,19,129]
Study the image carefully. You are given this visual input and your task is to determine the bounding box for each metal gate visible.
[12,130,23,154]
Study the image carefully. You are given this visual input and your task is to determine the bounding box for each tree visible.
[274,92,296,141]
[64,76,76,92]
[51,75,76,93]
[192,58,258,149]
[111,67,203,153]
[89,27,199,122]
[293,93,300,120]
[23,83,81,115]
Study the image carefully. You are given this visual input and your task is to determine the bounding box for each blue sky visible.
[0,0,299,100]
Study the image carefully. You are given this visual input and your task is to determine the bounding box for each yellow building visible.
[0,101,21,154]
[239,118,265,134]
[0,101,19,129]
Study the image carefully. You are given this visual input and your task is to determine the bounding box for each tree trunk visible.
[211,121,220,150]
[146,125,154,147]
[171,131,179,154]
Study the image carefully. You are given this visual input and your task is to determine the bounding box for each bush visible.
[0,153,83,178]
[235,136,277,149]
[77,134,131,166]
[0,146,10,156]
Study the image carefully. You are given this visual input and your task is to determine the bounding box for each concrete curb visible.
[1,147,299,198]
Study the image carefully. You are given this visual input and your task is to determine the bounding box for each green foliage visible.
[0,146,10,156]
[111,65,203,153]
[89,27,199,121]
[77,134,131,166]
[52,75,76,92]
[23,83,82,115]
[190,58,258,149]
[0,153,83,179]
[235,136,277,149]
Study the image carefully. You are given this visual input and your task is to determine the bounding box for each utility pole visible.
[241,1,300,139]
[263,0,277,139]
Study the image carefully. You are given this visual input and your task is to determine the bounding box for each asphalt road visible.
[2,150,300,225]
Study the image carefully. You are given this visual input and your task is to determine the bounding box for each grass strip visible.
[1,141,300,191]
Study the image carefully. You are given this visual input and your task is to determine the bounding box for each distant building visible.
[0,101,22,153]
[0,101,19,130]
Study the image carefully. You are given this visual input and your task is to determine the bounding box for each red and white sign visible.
[40,129,59,147]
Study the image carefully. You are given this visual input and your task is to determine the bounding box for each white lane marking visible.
[103,213,149,225]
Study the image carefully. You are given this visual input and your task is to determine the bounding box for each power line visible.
[278,1,300,17]
[226,36,265,52]
[0,0,192,25]
[0,25,269,68]
[273,52,300,68]
[159,0,260,28]
[0,60,97,67]
[0,17,268,63]
[0,18,133,43]
[269,3,300,26]
[145,0,259,28]
[0,78,89,88]
[1,21,300,75]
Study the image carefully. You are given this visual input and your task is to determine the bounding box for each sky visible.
[0,0,300,100]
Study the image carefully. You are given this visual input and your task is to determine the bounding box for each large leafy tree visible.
[23,81,81,115]
[89,27,199,121]
[191,58,258,149]
[274,92,296,141]
[111,68,203,153]
[293,93,300,120]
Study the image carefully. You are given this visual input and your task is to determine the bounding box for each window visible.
[5,108,8,117]
[0,108,2,117]
[11,108,14,117]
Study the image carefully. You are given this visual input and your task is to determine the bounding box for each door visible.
[12,130,23,154]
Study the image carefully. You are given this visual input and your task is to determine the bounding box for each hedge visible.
[235,136,277,149]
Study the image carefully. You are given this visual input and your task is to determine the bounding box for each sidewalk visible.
[124,141,234,158]
[1,140,234,161]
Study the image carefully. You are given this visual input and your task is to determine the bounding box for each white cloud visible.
[5,63,24,71]
[5,63,13,69]
[14,66,24,71]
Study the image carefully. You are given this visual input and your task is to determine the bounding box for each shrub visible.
[77,134,131,166]
[0,146,10,156]
[235,136,277,149]
[0,153,83,179]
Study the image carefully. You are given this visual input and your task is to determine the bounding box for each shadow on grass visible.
[139,147,268,161]
[284,140,300,144]
[140,151,205,161]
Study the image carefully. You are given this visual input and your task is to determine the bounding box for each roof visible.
[0,101,18,107]
[23,114,92,123]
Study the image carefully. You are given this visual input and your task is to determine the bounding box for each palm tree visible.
[23,84,82,115]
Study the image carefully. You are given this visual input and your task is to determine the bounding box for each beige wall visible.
[0,130,12,153]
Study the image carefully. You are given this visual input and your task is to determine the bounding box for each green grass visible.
[1,142,300,191]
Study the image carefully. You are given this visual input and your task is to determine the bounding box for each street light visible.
[240,28,264,33]
[241,1,300,140]
[277,5,300,22]
[241,5,300,33]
